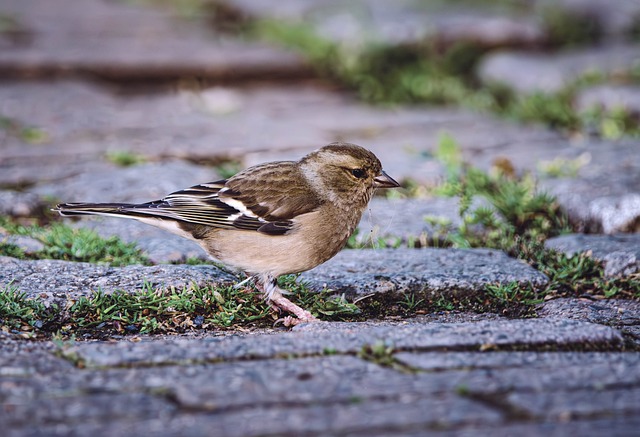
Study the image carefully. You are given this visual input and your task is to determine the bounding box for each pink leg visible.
[270,293,317,324]
[255,277,318,326]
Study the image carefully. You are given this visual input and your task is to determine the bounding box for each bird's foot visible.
[274,316,300,327]
[270,294,318,326]
[254,276,318,326]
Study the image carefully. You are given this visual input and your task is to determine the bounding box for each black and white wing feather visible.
[55,162,324,236]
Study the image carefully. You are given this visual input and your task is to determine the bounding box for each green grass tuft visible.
[105,150,146,167]
[34,223,149,266]
[1,217,149,266]
[0,283,58,331]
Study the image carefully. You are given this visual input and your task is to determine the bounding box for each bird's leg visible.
[257,277,318,325]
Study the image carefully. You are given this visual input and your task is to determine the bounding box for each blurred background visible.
[1,0,639,262]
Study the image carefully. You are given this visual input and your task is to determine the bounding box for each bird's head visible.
[300,142,400,205]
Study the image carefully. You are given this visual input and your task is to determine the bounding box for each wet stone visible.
[300,248,549,298]
[545,234,640,276]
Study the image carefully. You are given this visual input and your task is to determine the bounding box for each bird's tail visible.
[54,202,143,219]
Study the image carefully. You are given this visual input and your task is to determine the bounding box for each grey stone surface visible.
[397,351,640,391]
[301,248,549,298]
[3,1,640,434]
[34,160,221,204]
[1,321,635,436]
[478,44,640,93]
[538,139,640,234]
[356,196,462,247]
[534,0,640,41]
[0,190,42,216]
[372,418,640,437]
[0,0,308,80]
[0,233,44,254]
[537,298,640,326]
[0,257,237,307]
[67,318,622,367]
[576,84,640,116]
[225,0,546,49]
[505,387,640,420]
[1,80,563,188]
[67,217,209,264]
[0,246,547,308]
[395,349,639,371]
[545,234,640,276]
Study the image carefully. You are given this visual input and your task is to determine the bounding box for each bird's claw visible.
[274,316,297,327]
[274,315,318,327]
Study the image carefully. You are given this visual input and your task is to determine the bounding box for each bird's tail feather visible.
[54,202,145,218]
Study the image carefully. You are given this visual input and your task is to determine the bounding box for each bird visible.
[54,142,400,325]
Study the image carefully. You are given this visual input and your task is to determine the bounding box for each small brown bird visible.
[55,142,399,325]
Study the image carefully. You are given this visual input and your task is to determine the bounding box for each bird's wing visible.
[220,161,324,223]
[118,163,324,235]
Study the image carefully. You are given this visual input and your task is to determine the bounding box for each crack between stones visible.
[58,338,628,371]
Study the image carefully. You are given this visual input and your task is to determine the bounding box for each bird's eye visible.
[350,168,366,179]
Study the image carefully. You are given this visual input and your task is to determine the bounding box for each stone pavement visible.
[1,0,640,435]
[2,316,639,436]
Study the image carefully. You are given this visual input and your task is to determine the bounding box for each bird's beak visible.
[373,170,400,188]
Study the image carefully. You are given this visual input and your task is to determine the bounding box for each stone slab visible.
[538,139,640,234]
[575,84,640,116]
[66,218,209,264]
[534,0,640,41]
[439,417,640,437]
[478,44,640,93]
[300,248,549,297]
[0,80,563,188]
[396,350,640,392]
[0,319,634,436]
[0,257,237,307]
[226,0,546,49]
[355,197,463,247]
[33,160,222,204]
[0,191,42,216]
[537,298,640,326]
[1,246,547,303]
[0,232,44,254]
[67,318,622,367]
[0,0,308,80]
[505,387,640,420]
[395,350,640,372]
[6,395,499,437]
[545,234,640,276]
